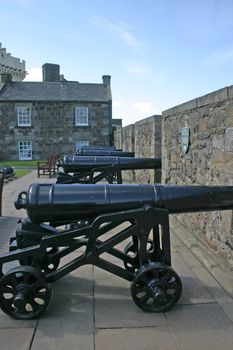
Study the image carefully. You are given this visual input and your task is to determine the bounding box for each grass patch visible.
[14,169,32,178]
[0,160,44,167]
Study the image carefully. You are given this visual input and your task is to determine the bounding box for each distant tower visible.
[42,63,60,82]
[0,43,26,81]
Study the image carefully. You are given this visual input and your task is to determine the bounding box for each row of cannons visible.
[0,146,233,320]
[57,145,149,184]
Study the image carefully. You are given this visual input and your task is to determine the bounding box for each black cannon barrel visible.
[80,146,120,151]
[77,150,134,157]
[15,183,233,223]
[58,156,161,173]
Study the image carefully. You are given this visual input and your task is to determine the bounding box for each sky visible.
[1,0,233,126]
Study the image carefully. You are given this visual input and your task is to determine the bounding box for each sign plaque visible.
[181,127,190,153]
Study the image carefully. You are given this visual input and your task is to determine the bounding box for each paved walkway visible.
[0,171,233,349]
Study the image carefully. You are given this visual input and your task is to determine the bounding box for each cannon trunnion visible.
[1,183,233,319]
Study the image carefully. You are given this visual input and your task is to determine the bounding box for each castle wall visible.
[114,115,162,183]
[162,86,233,267]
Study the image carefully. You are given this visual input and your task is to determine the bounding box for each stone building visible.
[0,63,112,160]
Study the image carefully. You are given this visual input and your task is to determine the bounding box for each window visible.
[17,107,32,127]
[75,107,88,126]
[76,140,89,152]
[18,141,32,160]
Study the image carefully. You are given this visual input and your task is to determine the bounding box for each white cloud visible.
[24,67,42,81]
[113,100,123,108]
[90,15,141,52]
[123,61,151,76]
[133,101,157,115]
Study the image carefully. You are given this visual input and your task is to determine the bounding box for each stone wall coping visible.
[123,124,135,130]
[135,114,161,126]
[163,85,233,117]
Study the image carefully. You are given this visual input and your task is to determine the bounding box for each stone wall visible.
[114,115,162,183]
[114,127,123,150]
[121,124,135,181]
[134,116,161,183]
[162,86,233,267]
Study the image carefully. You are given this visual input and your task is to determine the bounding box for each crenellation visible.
[0,43,26,81]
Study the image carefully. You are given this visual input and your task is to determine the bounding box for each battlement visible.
[0,43,27,81]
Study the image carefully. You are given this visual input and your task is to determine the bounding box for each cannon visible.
[57,155,161,184]
[1,183,233,319]
[76,149,135,157]
[0,165,15,181]
[79,145,121,151]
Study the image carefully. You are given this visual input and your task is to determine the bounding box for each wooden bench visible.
[0,172,5,216]
[37,155,59,178]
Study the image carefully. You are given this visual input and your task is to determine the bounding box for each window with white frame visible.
[18,141,32,160]
[75,107,88,126]
[76,140,89,152]
[17,106,32,127]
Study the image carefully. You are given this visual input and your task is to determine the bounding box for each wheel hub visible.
[14,285,32,308]
[149,281,166,304]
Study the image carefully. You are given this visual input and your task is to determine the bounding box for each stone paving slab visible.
[31,293,94,350]
[94,267,167,328]
[166,303,233,350]
[95,327,179,350]
[0,328,35,350]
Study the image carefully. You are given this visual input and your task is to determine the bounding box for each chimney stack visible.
[42,63,60,82]
[102,75,111,85]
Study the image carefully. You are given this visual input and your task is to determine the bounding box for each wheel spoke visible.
[166,281,179,290]
[138,294,150,303]
[15,303,27,315]
[30,299,42,311]
[2,298,14,306]
[31,280,44,291]
[1,285,14,293]
[134,283,147,294]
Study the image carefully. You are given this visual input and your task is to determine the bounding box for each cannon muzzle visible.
[15,183,233,223]
[57,156,161,173]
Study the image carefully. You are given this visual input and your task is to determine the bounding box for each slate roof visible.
[0,81,112,102]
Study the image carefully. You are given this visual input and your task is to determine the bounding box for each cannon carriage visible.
[0,183,233,319]
[57,155,161,184]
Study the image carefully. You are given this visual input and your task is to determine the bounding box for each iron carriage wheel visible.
[0,266,51,319]
[131,262,182,312]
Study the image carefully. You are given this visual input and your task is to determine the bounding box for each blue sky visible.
[1,0,233,126]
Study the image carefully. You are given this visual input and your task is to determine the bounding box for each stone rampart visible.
[114,115,162,183]
[162,85,233,267]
